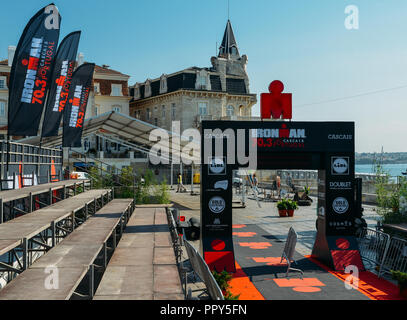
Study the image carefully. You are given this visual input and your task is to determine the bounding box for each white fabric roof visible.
[20,111,200,163]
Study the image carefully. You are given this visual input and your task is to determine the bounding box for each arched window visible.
[226,105,235,116]
[112,105,121,113]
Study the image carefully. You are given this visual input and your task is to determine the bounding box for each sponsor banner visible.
[8,4,61,136]
[328,134,353,140]
[332,197,349,214]
[208,157,226,175]
[329,181,352,190]
[331,156,350,175]
[214,180,228,190]
[208,196,226,214]
[62,63,95,147]
[41,31,81,137]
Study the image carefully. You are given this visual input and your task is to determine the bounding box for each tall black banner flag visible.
[8,3,61,136]
[41,31,81,138]
[62,63,95,148]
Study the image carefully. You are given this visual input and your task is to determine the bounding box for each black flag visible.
[8,3,61,137]
[41,31,81,138]
[62,63,95,148]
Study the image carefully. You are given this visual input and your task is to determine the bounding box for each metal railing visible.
[356,227,407,278]
[356,228,391,273]
[183,239,224,301]
[166,207,223,300]
[379,237,407,277]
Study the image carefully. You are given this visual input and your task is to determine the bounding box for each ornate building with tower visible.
[129,20,257,132]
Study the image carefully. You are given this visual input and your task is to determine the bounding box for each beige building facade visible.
[129,20,257,133]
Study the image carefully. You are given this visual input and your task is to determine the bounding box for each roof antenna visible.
[228,0,230,20]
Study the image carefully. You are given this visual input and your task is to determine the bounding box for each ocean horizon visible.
[356,163,407,177]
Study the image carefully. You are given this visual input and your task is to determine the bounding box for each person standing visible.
[177,172,185,192]
[276,175,281,198]
[252,173,259,194]
[287,173,295,192]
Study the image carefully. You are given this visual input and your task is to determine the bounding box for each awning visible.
[19,111,200,163]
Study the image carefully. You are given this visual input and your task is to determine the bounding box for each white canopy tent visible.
[20,111,201,164]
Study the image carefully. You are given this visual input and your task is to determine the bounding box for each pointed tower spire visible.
[218,20,240,59]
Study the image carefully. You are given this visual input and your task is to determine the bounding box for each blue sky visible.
[1,0,407,153]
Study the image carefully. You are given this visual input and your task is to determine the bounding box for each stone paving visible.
[170,188,380,256]
[170,188,382,299]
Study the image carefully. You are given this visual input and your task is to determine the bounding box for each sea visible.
[355,163,407,177]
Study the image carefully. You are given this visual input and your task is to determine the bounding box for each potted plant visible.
[391,270,407,299]
[303,186,310,195]
[277,199,288,217]
[287,199,298,217]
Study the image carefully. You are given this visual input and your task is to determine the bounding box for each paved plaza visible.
[170,187,380,257]
[169,187,401,300]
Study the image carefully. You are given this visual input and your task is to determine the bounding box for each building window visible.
[171,103,176,120]
[112,105,121,113]
[160,74,167,94]
[198,76,206,87]
[0,101,5,117]
[154,106,158,114]
[154,118,158,126]
[94,82,100,94]
[161,105,166,119]
[198,102,208,115]
[111,84,122,96]
[226,105,235,116]
[146,108,151,120]
[195,70,210,90]
[144,80,151,98]
[0,76,7,89]
[134,85,141,99]
[94,105,100,116]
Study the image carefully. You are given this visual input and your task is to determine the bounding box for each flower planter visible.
[278,209,287,217]
[287,209,294,217]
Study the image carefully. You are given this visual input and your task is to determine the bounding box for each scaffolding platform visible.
[94,206,184,300]
[0,198,133,300]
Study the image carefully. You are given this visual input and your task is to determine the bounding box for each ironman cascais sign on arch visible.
[200,120,364,273]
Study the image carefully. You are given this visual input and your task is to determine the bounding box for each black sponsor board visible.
[201,120,359,272]
[41,31,81,138]
[62,63,94,147]
[8,3,61,136]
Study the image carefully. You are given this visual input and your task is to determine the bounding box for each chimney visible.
[8,46,16,67]
[77,52,84,66]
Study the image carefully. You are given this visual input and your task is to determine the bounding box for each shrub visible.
[391,270,407,288]
[374,162,407,224]
[153,179,170,204]
[211,270,240,300]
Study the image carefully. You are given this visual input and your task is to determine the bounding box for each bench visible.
[0,189,112,277]
[0,198,134,300]
[94,206,184,300]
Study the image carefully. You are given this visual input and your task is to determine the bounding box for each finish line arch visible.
[200,120,364,273]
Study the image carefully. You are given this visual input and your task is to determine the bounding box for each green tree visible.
[374,162,407,223]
